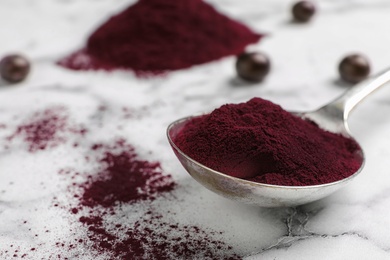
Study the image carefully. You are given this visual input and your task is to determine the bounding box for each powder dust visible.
[6,107,87,152]
[62,140,238,259]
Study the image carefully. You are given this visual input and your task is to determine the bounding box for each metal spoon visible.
[167,69,390,207]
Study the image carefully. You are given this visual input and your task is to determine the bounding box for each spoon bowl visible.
[167,69,390,207]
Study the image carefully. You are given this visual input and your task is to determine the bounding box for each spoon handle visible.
[327,68,390,120]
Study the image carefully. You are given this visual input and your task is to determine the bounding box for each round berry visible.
[338,54,370,84]
[0,54,30,83]
[236,52,270,82]
[292,1,316,22]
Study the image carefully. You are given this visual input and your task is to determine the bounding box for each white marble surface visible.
[1,0,390,259]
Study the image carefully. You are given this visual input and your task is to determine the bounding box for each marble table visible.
[1,0,390,259]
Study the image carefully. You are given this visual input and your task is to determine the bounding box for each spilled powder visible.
[65,140,238,259]
[1,139,238,259]
[78,140,176,208]
[7,107,87,152]
[77,211,239,260]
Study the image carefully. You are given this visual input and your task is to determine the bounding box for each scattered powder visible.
[6,107,87,152]
[1,139,238,259]
[65,140,238,259]
[78,211,239,260]
[78,140,176,209]
[58,0,262,75]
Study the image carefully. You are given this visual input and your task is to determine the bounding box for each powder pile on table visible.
[59,0,262,75]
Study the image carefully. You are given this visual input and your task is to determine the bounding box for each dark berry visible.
[0,54,30,83]
[338,54,370,84]
[236,52,270,82]
[292,1,316,22]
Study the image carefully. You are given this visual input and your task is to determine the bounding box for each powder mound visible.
[174,98,362,186]
[58,0,261,74]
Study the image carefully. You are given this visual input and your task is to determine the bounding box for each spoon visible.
[167,69,390,207]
